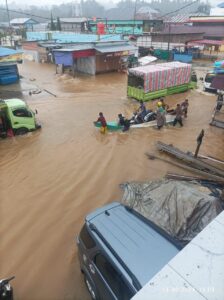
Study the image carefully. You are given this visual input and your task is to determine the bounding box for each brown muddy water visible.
[0,61,224,300]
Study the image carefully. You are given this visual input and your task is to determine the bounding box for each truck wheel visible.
[15,127,28,135]
[84,275,98,300]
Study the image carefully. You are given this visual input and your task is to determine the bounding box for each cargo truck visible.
[127,61,196,101]
[0,98,41,137]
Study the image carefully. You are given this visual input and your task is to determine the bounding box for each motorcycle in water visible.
[0,277,15,300]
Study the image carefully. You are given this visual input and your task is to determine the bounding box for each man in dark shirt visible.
[118,114,130,131]
[181,99,189,118]
[173,104,183,127]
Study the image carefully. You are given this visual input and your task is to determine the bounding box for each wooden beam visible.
[165,172,224,185]
[156,141,224,178]
[145,153,224,181]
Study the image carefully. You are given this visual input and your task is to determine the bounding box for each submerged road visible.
[0,61,223,300]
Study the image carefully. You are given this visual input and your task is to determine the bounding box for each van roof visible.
[86,202,179,287]
[4,99,26,108]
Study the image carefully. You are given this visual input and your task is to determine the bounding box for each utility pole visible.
[167,22,171,61]
[133,0,137,35]
[5,0,10,28]
[5,0,12,46]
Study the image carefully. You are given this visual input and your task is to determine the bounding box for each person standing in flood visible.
[181,99,189,118]
[96,112,107,134]
[160,98,169,111]
[117,114,130,132]
[173,104,183,127]
[156,102,166,129]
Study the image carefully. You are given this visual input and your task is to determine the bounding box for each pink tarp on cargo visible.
[129,61,191,93]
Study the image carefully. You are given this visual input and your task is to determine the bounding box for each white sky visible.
[1,0,222,7]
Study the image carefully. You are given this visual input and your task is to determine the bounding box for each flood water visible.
[0,61,224,300]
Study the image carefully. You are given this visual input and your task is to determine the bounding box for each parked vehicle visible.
[77,202,181,300]
[0,276,15,300]
[0,99,41,137]
[203,72,216,92]
[127,61,193,101]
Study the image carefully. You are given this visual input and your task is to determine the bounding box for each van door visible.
[11,107,35,130]
[92,253,135,300]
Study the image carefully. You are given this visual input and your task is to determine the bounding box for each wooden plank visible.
[156,141,224,178]
[198,155,224,165]
[165,172,224,185]
[210,119,224,129]
[145,153,224,181]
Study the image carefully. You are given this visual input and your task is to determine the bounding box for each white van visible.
[204,72,216,92]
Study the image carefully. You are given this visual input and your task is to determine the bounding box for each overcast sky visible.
[2,0,223,8]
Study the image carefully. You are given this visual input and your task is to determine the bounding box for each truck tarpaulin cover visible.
[128,61,191,93]
[121,180,223,246]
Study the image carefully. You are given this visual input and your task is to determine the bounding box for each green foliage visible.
[50,12,56,31]
[56,17,61,31]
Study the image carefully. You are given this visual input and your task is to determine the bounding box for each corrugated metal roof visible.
[95,44,137,53]
[59,18,87,23]
[10,18,32,24]
[158,24,204,35]
[189,25,224,38]
[190,15,224,22]
[188,39,224,46]
[53,44,93,52]
[165,13,206,23]
[0,47,23,57]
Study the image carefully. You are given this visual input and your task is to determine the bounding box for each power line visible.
[160,0,200,19]
[0,6,51,20]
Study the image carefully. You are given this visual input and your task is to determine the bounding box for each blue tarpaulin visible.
[53,51,73,66]
[0,47,23,57]
[174,53,192,63]
[0,64,19,85]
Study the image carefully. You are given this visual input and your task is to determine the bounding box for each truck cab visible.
[0,98,41,137]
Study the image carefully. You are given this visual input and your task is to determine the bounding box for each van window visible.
[205,74,215,83]
[80,225,96,249]
[95,254,134,300]
[13,109,32,118]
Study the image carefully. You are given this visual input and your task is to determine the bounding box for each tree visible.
[50,12,56,31]
[56,17,61,31]
[196,3,211,15]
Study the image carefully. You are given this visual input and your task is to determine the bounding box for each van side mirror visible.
[200,77,204,81]
[35,109,38,114]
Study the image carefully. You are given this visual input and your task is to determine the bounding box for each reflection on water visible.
[0,61,224,300]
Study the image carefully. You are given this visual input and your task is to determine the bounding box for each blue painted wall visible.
[26,32,123,43]
[173,53,192,63]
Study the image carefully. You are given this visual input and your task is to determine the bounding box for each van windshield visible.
[205,73,215,83]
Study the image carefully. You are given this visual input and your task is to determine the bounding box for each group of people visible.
[95,97,189,133]
[155,98,189,129]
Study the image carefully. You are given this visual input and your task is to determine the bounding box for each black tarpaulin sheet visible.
[121,180,223,246]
